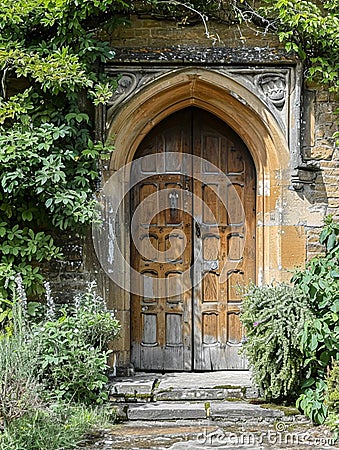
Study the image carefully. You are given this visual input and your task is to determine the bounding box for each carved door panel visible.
[131,108,256,371]
[130,110,193,371]
[192,110,256,370]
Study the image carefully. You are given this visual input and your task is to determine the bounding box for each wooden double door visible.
[131,108,255,371]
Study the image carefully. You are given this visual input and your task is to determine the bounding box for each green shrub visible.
[0,403,110,450]
[292,216,339,423]
[293,218,339,380]
[33,283,120,404]
[0,282,117,448]
[0,303,41,428]
[240,282,312,401]
[73,282,120,352]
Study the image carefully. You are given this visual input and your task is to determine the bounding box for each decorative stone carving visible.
[105,68,170,122]
[103,64,305,188]
[291,164,319,191]
[255,73,286,110]
[109,73,138,108]
[222,68,289,115]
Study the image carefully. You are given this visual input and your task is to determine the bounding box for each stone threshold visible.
[108,371,259,404]
[107,371,274,422]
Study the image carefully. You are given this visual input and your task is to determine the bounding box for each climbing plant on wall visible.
[0,0,338,317]
[0,0,129,316]
[236,0,339,138]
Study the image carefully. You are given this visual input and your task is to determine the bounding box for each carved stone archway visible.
[102,67,306,370]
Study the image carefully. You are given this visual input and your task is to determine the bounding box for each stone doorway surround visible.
[99,64,309,371]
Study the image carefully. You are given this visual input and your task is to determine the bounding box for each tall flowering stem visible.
[44,281,55,322]
[15,273,27,314]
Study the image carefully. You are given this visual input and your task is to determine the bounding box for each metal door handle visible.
[169,192,179,210]
[195,221,201,238]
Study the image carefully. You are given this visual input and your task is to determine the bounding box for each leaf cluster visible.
[292,216,339,423]
[0,0,121,306]
[33,283,120,404]
[240,282,312,401]
[259,0,339,94]
[293,216,339,376]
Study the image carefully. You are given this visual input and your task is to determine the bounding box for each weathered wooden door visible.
[131,108,255,371]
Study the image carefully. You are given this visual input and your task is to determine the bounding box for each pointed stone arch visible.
[103,67,306,370]
[107,68,288,176]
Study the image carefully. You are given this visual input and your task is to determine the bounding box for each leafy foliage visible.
[240,282,312,401]
[0,0,127,309]
[292,216,339,423]
[0,281,118,448]
[0,0,127,343]
[296,379,328,425]
[34,283,120,404]
[242,218,339,423]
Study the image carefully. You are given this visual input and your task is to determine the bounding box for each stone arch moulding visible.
[102,67,307,368]
[105,67,296,277]
[107,67,291,173]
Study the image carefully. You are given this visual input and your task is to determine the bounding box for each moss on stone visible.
[260,403,300,416]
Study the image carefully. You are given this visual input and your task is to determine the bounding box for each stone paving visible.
[81,372,337,449]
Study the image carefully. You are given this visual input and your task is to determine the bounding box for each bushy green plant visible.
[35,314,111,404]
[0,303,41,428]
[240,282,312,401]
[73,281,121,352]
[0,402,111,450]
[292,216,339,423]
[293,217,339,376]
[0,282,117,448]
[34,283,120,404]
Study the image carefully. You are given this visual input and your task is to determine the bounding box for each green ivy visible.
[0,0,128,314]
[292,216,339,424]
[292,216,339,377]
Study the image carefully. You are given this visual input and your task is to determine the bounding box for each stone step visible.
[108,371,260,403]
[114,400,284,422]
[154,387,245,401]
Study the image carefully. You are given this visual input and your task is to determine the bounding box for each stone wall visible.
[105,15,281,49]
[39,12,338,371]
[301,86,338,259]
[103,13,338,262]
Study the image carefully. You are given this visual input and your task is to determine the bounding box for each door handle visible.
[169,192,179,210]
[195,221,201,238]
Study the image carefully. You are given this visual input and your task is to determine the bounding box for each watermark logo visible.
[196,422,335,447]
[92,153,246,296]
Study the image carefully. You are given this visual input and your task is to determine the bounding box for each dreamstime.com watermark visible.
[196,422,336,447]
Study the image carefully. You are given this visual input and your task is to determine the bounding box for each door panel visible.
[131,108,255,371]
[131,110,192,371]
[192,110,255,369]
